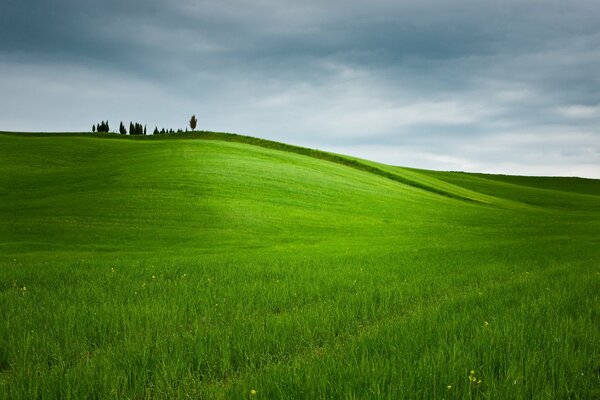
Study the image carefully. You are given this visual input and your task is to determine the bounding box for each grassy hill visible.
[1,131,599,399]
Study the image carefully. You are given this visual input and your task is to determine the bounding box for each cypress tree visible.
[92,124,96,133]
[153,127,159,135]
[144,125,147,135]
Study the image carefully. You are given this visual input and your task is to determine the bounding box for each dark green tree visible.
[189,114,197,131]
[92,124,96,133]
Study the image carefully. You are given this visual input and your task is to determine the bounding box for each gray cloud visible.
[1,0,599,177]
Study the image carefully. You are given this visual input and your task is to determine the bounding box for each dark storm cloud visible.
[1,0,599,177]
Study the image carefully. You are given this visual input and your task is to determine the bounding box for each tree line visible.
[93,121,110,133]
[92,115,198,136]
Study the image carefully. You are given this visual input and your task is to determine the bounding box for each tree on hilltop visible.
[93,121,112,133]
[189,115,197,131]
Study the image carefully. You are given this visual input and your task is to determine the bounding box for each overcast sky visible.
[1,1,599,177]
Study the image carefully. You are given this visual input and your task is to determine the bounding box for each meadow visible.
[0,131,599,399]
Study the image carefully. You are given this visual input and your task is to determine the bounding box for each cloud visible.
[559,105,600,119]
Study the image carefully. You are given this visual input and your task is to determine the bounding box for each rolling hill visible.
[1,131,599,399]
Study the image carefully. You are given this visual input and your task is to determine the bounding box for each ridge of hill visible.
[4,130,598,208]
[1,130,486,203]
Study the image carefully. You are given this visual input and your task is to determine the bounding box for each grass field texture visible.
[1,131,599,399]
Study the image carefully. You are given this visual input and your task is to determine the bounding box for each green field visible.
[1,131,599,399]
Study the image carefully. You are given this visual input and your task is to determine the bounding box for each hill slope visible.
[1,131,599,399]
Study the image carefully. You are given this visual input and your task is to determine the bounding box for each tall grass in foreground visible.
[2,248,599,399]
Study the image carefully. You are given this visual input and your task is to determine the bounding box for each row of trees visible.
[93,121,110,133]
[92,115,198,135]
[120,122,146,135]
[153,127,187,135]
